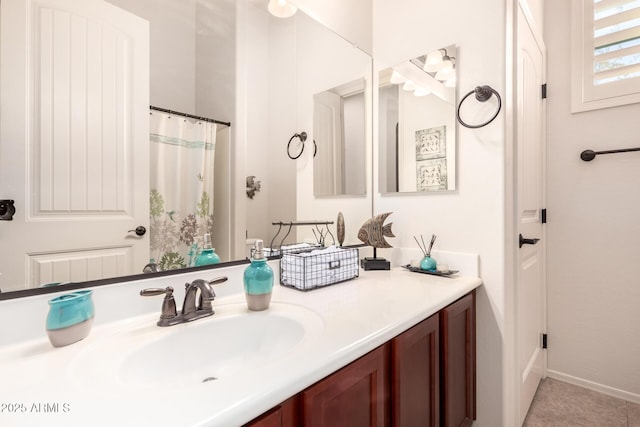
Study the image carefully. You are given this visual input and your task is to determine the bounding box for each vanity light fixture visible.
[390,70,406,84]
[424,48,456,81]
[414,87,431,97]
[445,75,457,88]
[424,49,445,72]
[402,80,417,91]
[268,0,297,18]
[435,55,456,81]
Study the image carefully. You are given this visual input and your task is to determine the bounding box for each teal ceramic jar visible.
[420,256,437,271]
[46,290,95,347]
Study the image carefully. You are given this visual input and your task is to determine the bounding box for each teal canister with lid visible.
[243,239,273,311]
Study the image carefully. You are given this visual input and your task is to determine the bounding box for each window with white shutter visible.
[571,0,640,111]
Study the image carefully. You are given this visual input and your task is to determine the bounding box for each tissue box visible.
[280,246,359,291]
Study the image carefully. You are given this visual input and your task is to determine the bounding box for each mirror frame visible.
[0,259,252,301]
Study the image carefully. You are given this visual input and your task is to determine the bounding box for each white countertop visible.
[0,267,481,427]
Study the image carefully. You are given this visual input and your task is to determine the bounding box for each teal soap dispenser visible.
[194,233,221,266]
[243,239,273,311]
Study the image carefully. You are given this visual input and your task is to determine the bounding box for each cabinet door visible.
[391,313,440,427]
[441,291,476,427]
[243,397,298,427]
[301,344,390,427]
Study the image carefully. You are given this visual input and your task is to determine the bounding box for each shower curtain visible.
[149,110,217,270]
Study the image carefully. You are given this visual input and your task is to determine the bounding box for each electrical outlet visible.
[0,200,15,220]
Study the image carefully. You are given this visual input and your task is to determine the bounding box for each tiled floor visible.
[524,378,640,427]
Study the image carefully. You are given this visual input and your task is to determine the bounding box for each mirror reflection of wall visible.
[247,8,373,250]
[107,0,234,268]
[294,11,373,247]
[379,45,457,194]
[0,0,373,295]
[313,78,367,197]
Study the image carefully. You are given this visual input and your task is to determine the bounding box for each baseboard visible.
[547,370,640,404]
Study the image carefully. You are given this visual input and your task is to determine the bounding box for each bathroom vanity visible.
[245,290,475,427]
[0,263,481,427]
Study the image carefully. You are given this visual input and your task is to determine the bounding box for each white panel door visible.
[517,5,546,424]
[0,0,149,291]
[313,91,343,195]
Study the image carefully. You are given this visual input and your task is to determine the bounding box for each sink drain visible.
[202,376,218,383]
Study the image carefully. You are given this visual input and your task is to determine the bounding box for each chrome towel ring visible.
[456,85,502,129]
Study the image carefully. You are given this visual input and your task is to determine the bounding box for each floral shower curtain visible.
[149,110,217,270]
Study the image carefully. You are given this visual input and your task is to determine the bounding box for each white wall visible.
[196,0,236,261]
[343,92,367,195]
[290,0,372,54]
[244,3,272,244]
[373,1,507,426]
[544,0,640,402]
[106,0,196,112]
[240,3,298,248]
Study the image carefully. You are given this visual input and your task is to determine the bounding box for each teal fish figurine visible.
[358,212,395,248]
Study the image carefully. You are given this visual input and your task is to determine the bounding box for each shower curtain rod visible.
[149,105,231,127]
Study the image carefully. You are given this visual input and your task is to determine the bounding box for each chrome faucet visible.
[140,276,228,327]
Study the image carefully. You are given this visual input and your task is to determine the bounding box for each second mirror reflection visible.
[313,78,367,197]
[379,45,457,194]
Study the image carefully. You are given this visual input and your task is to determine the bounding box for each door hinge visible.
[541,84,547,99]
[542,333,548,349]
[541,208,547,224]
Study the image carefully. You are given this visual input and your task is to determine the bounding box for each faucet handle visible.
[140,286,178,325]
[140,286,173,297]
[207,276,228,286]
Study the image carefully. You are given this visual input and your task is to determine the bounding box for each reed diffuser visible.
[414,234,437,271]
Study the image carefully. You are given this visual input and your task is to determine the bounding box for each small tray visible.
[401,264,459,277]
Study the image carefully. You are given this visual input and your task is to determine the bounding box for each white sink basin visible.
[68,301,324,389]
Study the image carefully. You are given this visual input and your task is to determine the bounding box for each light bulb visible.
[403,80,417,91]
[390,70,406,84]
[267,0,297,18]
[435,57,456,81]
[445,76,457,88]
[439,56,453,74]
[414,87,431,97]
[424,49,444,72]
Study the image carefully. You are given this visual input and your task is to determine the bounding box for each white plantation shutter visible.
[572,0,640,111]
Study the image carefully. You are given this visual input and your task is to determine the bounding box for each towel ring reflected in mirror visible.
[456,85,502,129]
[287,131,317,159]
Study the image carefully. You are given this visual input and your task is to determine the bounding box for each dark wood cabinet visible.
[243,396,298,427]
[301,344,390,427]
[391,312,440,427]
[440,291,476,427]
[245,290,476,427]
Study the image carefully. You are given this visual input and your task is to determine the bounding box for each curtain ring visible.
[287,131,308,159]
[313,139,317,158]
[456,85,502,129]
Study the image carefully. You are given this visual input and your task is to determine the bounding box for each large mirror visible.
[0,0,373,297]
[378,45,457,193]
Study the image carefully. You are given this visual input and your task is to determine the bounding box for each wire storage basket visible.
[280,246,359,291]
[263,242,322,258]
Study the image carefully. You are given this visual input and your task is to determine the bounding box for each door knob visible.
[128,226,147,236]
[519,234,540,248]
[0,199,15,220]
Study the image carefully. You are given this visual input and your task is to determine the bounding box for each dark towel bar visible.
[580,147,640,161]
